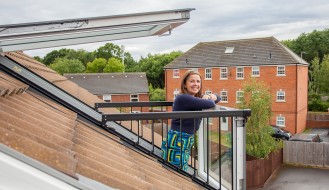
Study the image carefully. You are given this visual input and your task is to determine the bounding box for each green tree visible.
[149,84,165,101]
[238,78,282,158]
[318,54,329,93]
[138,51,183,88]
[86,58,107,73]
[66,49,95,67]
[33,56,43,63]
[43,49,71,65]
[49,58,85,75]
[103,57,125,73]
[94,43,123,60]
[309,57,321,94]
[282,29,329,63]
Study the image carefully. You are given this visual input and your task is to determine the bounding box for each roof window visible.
[225,47,235,54]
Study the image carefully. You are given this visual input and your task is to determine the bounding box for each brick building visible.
[164,37,308,134]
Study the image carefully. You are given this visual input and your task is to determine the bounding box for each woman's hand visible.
[202,94,216,101]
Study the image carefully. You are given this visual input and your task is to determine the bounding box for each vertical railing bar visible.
[207,117,209,185]
[137,119,140,144]
[193,118,196,176]
[231,116,235,190]
[218,116,221,190]
[166,119,169,162]
[180,119,183,170]
[130,106,133,131]
[152,119,155,153]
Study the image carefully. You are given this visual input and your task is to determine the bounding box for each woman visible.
[161,70,221,171]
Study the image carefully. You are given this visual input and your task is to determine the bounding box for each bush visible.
[308,99,329,112]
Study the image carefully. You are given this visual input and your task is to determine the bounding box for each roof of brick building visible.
[164,36,308,69]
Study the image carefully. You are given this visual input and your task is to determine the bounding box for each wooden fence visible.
[283,141,329,168]
[246,149,283,189]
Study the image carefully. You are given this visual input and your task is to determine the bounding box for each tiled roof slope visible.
[0,52,202,190]
[64,73,149,94]
[165,36,306,69]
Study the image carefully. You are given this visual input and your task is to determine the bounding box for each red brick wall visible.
[165,65,308,134]
[97,93,150,112]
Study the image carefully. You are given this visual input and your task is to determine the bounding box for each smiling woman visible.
[161,70,221,171]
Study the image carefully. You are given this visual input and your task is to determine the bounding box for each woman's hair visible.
[180,70,202,98]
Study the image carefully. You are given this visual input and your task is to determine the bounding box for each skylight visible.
[224,47,235,54]
[0,8,194,52]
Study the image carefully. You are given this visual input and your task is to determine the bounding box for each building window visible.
[252,66,260,77]
[173,89,180,99]
[130,94,139,102]
[277,66,285,76]
[236,67,244,79]
[220,67,228,79]
[205,68,212,79]
[173,69,180,78]
[276,90,286,102]
[276,115,285,127]
[220,91,228,102]
[205,90,212,95]
[103,94,111,102]
[236,90,244,103]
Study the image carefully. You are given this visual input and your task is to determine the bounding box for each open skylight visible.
[0,8,194,52]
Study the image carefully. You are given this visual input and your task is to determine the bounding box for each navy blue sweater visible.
[171,94,221,134]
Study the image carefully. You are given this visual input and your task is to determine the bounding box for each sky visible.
[1,0,329,60]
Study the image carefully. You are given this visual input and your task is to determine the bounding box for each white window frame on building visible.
[276,90,286,102]
[130,94,139,102]
[102,94,111,101]
[276,115,285,127]
[220,90,228,103]
[236,90,244,103]
[205,68,212,80]
[251,66,260,77]
[173,69,180,78]
[220,67,228,80]
[236,67,244,79]
[277,66,286,76]
[205,90,212,95]
[173,89,180,99]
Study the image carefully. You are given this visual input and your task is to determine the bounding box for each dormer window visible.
[225,47,235,54]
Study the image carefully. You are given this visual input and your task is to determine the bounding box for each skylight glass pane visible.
[224,47,234,54]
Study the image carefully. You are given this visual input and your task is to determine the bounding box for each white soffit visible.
[0,8,194,52]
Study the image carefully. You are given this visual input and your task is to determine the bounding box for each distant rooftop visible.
[64,73,149,95]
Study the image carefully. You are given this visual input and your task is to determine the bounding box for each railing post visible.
[235,117,246,190]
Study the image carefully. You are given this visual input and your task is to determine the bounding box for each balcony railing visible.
[96,101,251,190]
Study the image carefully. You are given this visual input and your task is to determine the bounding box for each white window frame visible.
[205,68,212,80]
[173,69,180,78]
[102,94,111,101]
[220,90,228,103]
[130,94,139,102]
[236,67,244,79]
[236,90,244,103]
[205,90,212,95]
[276,115,285,127]
[220,67,228,80]
[173,89,180,100]
[190,68,198,72]
[251,66,260,77]
[276,90,286,102]
[277,66,286,76]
